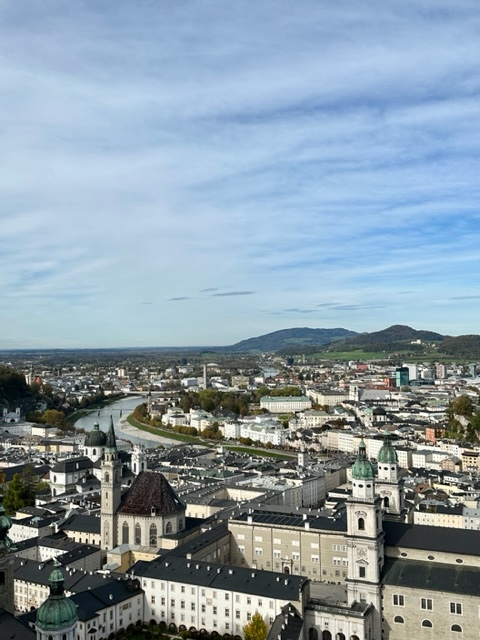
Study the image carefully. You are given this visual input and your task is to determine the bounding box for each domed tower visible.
[84,423,107,462]
[376,430,405,519]
[0,493,15,613]
[100,416,122,550]
[36,561,77,640]
[346,440,383,640]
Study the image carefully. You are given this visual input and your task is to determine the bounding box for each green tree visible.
[4,466,46,514]
[41,409,67,429]
[243,611,268,640]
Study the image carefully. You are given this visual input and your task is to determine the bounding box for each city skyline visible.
[1,1,480,348]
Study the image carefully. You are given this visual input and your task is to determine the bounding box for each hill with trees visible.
[224,327,358,353]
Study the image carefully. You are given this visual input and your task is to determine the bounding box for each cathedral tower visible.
[100,416,122,550]
[346,440,384,640]
[376,430,405,520]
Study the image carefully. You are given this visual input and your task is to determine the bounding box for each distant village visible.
[1,353,480,640]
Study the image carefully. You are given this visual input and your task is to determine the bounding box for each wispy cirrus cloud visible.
[0,1,479,346]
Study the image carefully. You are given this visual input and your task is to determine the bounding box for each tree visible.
[41,409,67,428]
[4,466,44,514]
[243,612,268,640]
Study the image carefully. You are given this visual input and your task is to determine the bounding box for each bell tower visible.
[376,430,405,519]
[346,440,384,640]
[100,416,122,550]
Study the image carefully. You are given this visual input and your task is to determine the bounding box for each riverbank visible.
[124,415,295,458]
[67,393,126,424]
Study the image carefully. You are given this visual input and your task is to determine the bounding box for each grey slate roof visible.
[0,608,35,640]
[232,510,347,532]
[382,557,480,597]
[383,521,480,555]
[131,556,308,600]
[267,604,303,640]
[51,456,93,473]
[60,514,101,534]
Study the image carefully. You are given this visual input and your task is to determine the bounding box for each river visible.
[74,395,162,447]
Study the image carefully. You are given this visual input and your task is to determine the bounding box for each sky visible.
[1,1,480,348]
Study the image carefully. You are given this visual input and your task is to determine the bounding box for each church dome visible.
[352,439,375,480]
[377,431,398,464]
[0,493,14,553]
[36,564,78,631]
[84,423,107,447]
[373,406,386,416]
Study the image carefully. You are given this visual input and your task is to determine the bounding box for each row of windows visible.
[120,520,182,545]
[393,617,462,632]
[393,596,462,614]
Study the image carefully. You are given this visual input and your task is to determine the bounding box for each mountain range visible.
[224,325,480,359]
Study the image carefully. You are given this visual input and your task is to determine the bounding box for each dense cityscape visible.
[2,2,479,640]
[1,335,480,640]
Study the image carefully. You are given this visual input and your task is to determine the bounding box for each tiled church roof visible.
[119,471,184,516]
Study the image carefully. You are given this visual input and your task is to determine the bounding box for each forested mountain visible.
[225,327,358,352]
[437,335,480,359]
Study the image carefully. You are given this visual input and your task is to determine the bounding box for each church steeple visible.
[105,415,118,452]
[101,415,121,550]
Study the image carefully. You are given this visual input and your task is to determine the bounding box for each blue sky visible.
[1,1,480,348]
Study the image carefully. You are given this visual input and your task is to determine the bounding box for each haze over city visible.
[1,1,479,349]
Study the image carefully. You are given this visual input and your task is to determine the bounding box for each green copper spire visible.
[377,430,398,464]
[36,560,78,631]
[352,439,375,480]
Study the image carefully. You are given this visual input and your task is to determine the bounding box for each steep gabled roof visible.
[119,471,184,516]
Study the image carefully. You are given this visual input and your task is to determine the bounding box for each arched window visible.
[178,518,184,530]
[135,523,141,544]
[93,448,97,456]
[322,632,332,640]
[384,496,390,509]
[149,523,157,546]
[165,521,173,534]
[284,566,290,575]
[350,636,359,640]
[358,518,365,530]
[0,572,5,585]
[422,620,433,628]
[336,634,346,640]
[104,521,110,546]
[62,634,67,640]
[394,616,404,624]
[105,472,110,483]
[451,625,462,633]
[309,629,318,640]
[122,522,129,544]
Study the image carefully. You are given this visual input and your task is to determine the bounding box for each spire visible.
[106,415,117,450]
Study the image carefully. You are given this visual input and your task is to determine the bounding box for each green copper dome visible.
[377,431,398,464]
[0,493,14,553]
[36,563,77,631]
[84,422,107,447]
[352,439,375,480]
